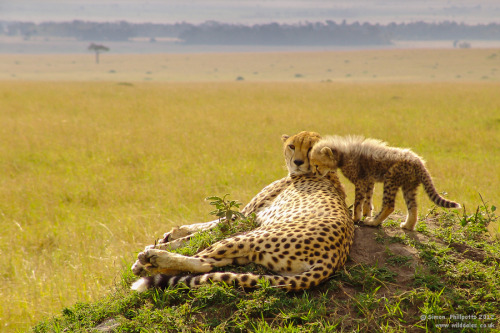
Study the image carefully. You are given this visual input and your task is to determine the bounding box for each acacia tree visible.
[88,43,109,64]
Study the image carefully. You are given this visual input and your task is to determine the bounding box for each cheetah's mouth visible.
[289,165,311,175]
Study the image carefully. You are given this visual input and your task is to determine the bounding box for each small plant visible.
[206,194,245,222]
[337,263,397,291]
[354,286,382,315]
[415,220,429,233]
[413,268,445,291]
[458,194,497,241]
[173,195,258,256]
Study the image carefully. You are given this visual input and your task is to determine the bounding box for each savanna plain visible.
[1,49,499,332]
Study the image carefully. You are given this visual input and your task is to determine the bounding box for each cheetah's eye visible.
[288,144,295,150]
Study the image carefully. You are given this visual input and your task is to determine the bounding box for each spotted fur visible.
[131,132,353,291]
[310,135,460,230]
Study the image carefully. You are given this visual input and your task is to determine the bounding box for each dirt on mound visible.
[348,223,421,286]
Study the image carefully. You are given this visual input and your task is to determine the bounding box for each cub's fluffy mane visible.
[316,135,423,163]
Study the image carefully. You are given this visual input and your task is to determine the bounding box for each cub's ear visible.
[281,134,290,142]
[320,147,337,159]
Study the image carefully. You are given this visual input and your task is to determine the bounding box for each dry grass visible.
[0,49,499,331]
[1,48,499,82]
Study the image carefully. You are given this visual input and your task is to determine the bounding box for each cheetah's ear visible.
[321,147,337,159]
[281,134,290,143]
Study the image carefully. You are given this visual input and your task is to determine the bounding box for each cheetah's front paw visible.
[131,259,148,276]
[159,227,192,243]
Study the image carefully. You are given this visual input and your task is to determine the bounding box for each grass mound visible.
[32,201,499,332]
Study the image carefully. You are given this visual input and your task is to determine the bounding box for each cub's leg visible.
[364,177,399,227]
[353,184,367,222]
[400,184,419,230]
[362,181,375,217]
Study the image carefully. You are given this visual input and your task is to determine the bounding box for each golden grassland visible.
[1,48,499,82]
[0,49,499,331]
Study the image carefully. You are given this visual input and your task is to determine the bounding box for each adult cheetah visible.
[131,131,354,292]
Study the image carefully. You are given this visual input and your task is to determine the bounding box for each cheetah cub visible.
[310,135,460,230]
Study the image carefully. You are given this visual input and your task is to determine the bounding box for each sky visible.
[1,0,500,25]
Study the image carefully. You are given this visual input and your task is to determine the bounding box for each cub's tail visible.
[418,162,461,209]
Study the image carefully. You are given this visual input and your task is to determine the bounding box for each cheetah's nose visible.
[293,160,304,166]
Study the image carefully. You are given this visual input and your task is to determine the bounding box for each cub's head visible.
[281,131,321,175]
[310,144,341,177]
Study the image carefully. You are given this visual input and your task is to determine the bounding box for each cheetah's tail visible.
[419,164,461,209]
[132,270,327,292]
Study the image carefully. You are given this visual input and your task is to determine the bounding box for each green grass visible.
[0,64,499,331]
[30,205,500,332]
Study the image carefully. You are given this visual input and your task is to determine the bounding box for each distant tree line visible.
[1,20,499,45]
[178,21,391,45]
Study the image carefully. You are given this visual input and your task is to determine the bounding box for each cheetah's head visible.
[281,131,321,175]
[310,143,340,177]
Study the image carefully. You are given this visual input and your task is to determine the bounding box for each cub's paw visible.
[400,221,416,231]
[363,217,382,227]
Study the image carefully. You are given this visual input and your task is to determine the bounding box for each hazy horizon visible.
[2,0,500,25]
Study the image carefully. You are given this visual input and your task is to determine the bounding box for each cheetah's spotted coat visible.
[131,131,354,291]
